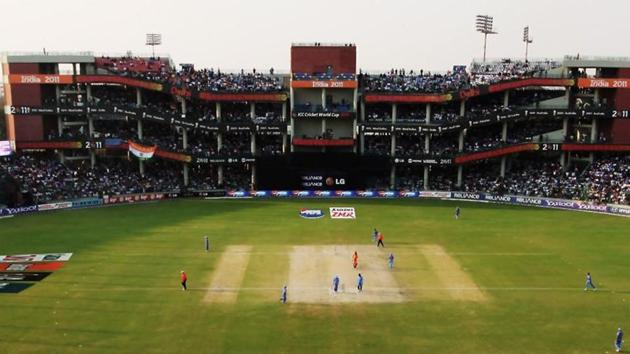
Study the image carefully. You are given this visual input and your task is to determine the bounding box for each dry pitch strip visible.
[202,244,487,304]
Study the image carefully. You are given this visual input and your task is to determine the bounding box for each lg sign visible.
[325,177,346,186]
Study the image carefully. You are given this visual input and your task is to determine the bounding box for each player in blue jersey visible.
[388,253,395,269]
[455,206,461,220]
[332,275,340,293]
[357,273,364,292]
[615,327,623,352]
[584,272,597,291]
[280,285,287,304]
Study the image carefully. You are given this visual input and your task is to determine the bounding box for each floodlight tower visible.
[475,15,497,62]
[145,33,162,59]
[523,26,533,62]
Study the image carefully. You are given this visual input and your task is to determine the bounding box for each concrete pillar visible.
[217,133,222,152]
[425,103,431,123]
[360,100,366,122]
[218,166,224,186]
[560,152,566,169]
[181,98,187,118]
[250,102,256,120]
[502,121,508,142]
[282,102,287,121]
[216,102,222,120]
[182,129,188,150]
[392,103,397,123]
[503,90,509,107]
[423,166,429,190]
[136,88,142,106]
[360,133,365,154]
[137,120,143,140]
[290,116,295,152]
[457,165,463,187]
[90,152,96,168]
[282,133,287,153]
[460,100,466,117]
[353,88,358,112]
[391,134,396,156]
[562,117,569,140]
[251,132,256,154]
[458,129,465,152]
[590,118,598,143]
[321,88,327,110]
[500,156,507,177]
[424,135,430,153]
[183,164,189,186]
[251,164,256,189]
[139,160,145,176]
[390,165,396,190]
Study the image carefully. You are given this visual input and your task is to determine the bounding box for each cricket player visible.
[280,285,287,304]
[204,235,209,252]
[585,272,597,291]
[357,273,364,292]
[388,253,395,269]
[455,206,461,219]
[616,328,624,352]
[332,275,340,293]
[372,228,379,243]
[180,270,188,291]
[352,251,359,270]
[377,232,385,248]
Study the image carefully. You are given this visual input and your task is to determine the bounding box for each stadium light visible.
[523,26,533,62]
[145,33,162,59]
[475,15,497,62]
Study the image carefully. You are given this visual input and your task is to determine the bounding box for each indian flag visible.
[128,141,156,160]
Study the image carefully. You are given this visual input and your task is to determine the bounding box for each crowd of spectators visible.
[462,157,630,205]
[469,59,561,86]
[96,57,283,93]
[360,59,561,94]
[1,155,182,203]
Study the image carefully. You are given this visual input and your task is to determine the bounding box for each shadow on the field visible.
[0,198,268,254]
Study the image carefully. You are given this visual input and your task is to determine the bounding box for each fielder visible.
[455,206,461,220]
[584,272,597,291]
[180,270,188,291]
[372,228,379,243]
[204,235,209,252]
[357,273,364,292]
[352,251,359,270]
[388,253,395,269]
[357,273,363,292]
[616,327,624,352]
[332,275,340,293]
[280,285,287,304]
[377,232,385,248]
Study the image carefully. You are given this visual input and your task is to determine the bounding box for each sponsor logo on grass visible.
[0,262,65,272]
[0,282,34,294]
[0,272,51,281]
[0,253,73,263]
[329,207,356,219]
[299,209,325,219]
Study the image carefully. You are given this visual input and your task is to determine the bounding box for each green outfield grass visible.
[1,199,629,353]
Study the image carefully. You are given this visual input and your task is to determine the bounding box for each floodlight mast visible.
[145,33,162,59]
[475,15,497,62]
[523,26,533,62]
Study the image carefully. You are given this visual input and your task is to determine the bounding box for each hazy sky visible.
[2,0,630,72]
